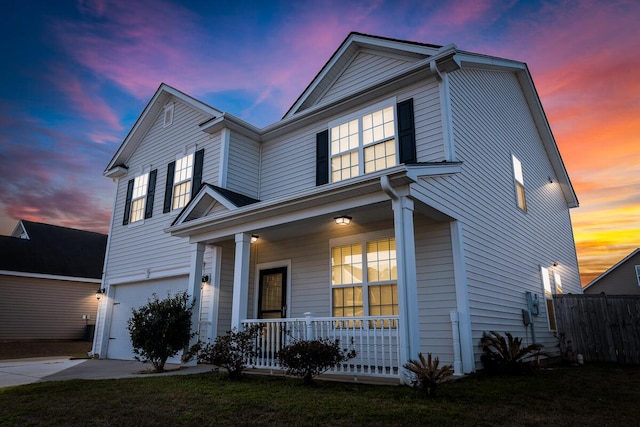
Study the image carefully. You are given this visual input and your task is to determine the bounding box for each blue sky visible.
[1,0,639,283]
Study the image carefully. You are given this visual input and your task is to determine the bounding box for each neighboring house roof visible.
[0,220,107,280]
[583,248,640,291]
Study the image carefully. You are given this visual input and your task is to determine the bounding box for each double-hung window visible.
[122,168,157,226]
[330,102,397,183]
[172,153,193,210]
[129,172,149,223]
[163,148,204,213]
[331,236,398,322]
[541,266,560,331]
[512,155,527,211]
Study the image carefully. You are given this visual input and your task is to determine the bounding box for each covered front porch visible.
[169,166,474,379]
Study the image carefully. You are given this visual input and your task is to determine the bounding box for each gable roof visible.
[0,220,107,280]
[284,32,442,118]
[171,184,260,226]
[104,83,223,178]
[583,248,640,291]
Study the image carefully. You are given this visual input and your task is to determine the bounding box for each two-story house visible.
[92,33,581,379]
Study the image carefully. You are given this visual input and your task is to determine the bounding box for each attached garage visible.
[105,276,188,361]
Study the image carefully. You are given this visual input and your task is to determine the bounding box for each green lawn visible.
[1,364,638,426]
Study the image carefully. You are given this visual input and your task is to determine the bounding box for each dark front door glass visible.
[258,267,287,319]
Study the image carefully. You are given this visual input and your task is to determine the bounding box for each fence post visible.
[304,312,313,340]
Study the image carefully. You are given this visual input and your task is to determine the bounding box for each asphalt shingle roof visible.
[0,221,107,279]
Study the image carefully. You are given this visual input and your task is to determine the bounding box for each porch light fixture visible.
[251,235,259,243]
[334,216,352,226]
[95,288,106,300]
[201,275,210,283]
[552,261,559,267]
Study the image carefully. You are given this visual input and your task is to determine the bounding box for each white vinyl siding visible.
[227,132,260,199]
[412,67,581,359]
[321,51,417,106]
[105,99,218,280]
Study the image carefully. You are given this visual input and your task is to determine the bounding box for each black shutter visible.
[397,98,416,164]
[144,169,157,219]
[316,130,329,186]
[163,161,176,213]
[192,148,204,200]
[122,179,134,226]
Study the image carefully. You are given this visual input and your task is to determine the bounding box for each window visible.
[163,148,204,214]
[330,103,396,183]
[129,173,149,223]
[541,266,556,331]
[123,169,157,226]
[512,155,527,211]
[172,153,193,210]
[163,104,174,127]
[636,265,640,287]
[331,237,398,320]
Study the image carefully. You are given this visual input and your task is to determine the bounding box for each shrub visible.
[197,326,260,379]
[127,291,195,373]
[278,338,356,385]
[403,353,454,397]
[480,331,543,375]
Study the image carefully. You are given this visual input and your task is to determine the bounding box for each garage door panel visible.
[106,277,187,362]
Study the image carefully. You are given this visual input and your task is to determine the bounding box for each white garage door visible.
[106,277,188,361]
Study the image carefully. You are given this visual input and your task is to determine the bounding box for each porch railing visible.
[242,315,400,378]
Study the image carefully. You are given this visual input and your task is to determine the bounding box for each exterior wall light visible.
[334,216,352,226]
[96,288,106,300]
[251,235,259,243]
[201,275,210,283]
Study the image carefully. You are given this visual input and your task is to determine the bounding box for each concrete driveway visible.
[0,357,212,388]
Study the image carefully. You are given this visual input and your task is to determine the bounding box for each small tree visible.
[197,326,260,379]
[278,338,356,385]
[403,353,454,397]
[480,331,543,375]
[127,291,195,373]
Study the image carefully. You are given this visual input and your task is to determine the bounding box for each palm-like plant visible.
[480,331,543,375]
[403,353,454,397]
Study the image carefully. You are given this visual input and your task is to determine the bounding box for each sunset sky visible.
[1,0,638,285]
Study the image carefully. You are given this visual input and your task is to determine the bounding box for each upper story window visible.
[512,155,527,212]
[330,101,397,183]
[163,104,174,127]
[172,153,193,210]
[130,172,149,223]
[636,265,640,286]
[163,148,204,214]
[123,169,157,226]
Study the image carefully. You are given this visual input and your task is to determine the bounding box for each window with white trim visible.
[512,155,527,212]
[130,172,149,223]
[541,266,557,331]
[331,237,398,319]
[330,102,396,183]
[172,153,193,210]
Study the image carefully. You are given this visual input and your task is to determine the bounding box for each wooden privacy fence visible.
[554,294,640,364]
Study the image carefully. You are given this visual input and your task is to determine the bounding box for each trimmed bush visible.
[278,338,356,385]
[127,291,195,373]
[197,326,260,379]
[403,353,454,397]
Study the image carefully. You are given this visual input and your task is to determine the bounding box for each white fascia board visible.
[0,270,102,283]
[104,165,128,179]
[405,162,462,181]
[106,266,190,286]
[199,113,262,140]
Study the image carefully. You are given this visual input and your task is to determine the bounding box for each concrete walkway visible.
[0,357,212,388]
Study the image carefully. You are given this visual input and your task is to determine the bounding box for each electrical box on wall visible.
[525,291,540,316]
[522,309,532,326]
[82,314,91,320]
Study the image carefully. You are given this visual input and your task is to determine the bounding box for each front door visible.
[257,267,287,319]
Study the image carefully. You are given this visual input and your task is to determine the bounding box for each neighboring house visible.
[583,248,640,295]
[93,32,581,379]
[0,220,107,341]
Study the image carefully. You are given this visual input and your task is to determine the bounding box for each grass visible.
[1,363,639,426]
[0,341,92,360]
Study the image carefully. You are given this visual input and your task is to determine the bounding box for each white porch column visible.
[231,233,251,330]
[186,242,205,363]
[391,195,420,369]
[205,245,222,342]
